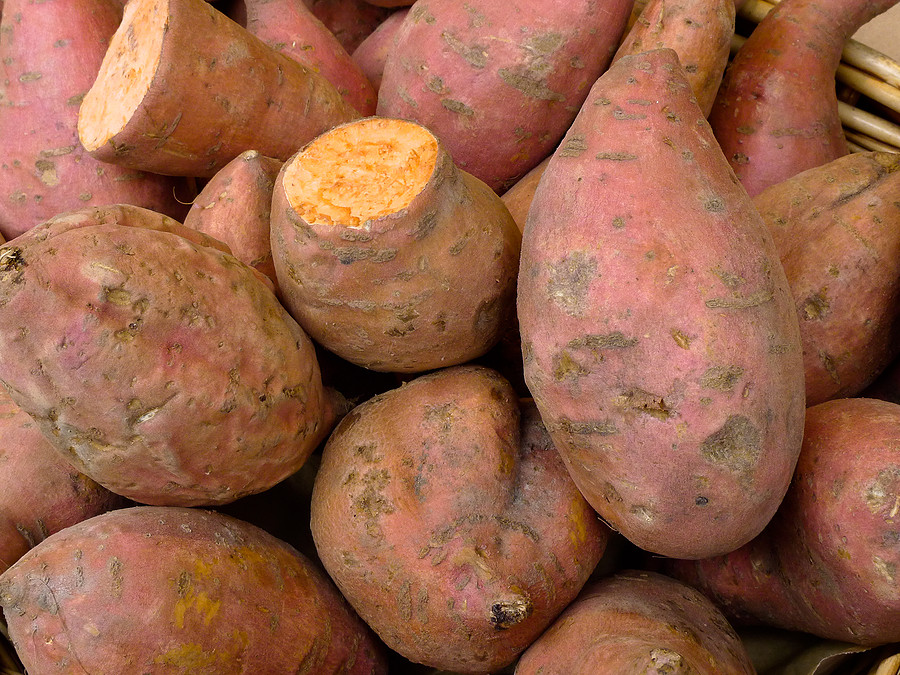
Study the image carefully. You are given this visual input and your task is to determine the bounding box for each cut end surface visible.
[282,117,438,228]
[78,0,167,152]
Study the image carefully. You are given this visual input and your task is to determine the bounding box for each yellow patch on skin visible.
[567,497,589,549]
[173,589,221,629]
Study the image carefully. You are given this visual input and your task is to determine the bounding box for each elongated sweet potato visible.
[377,0,634,192]
[0,506,387,673]
[183,150,282,285]
[710,0,900,196]
[0,204,335,506]
[613,0,734,116]
[271,116,521,373]
[0,387,125,573]
[754,151,900,406]
[668,397,900,646]
[516,571,756,674]
[517,49,805,560]
[234,0,376,114]
[77,0,360,177]
[0,0,188,241]
[310,366,609,672]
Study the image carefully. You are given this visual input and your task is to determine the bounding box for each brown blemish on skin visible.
[700,365,744,391]
[440,31,487,68]
[498,68,564,101]
[615,388,673,420]
[553,418,618,435]
[596,151,638,161]
[547,251,597,317]
[553,350,589,381]
[441,98,475,116]
[490,596,532,630]
[820,350,840,385]
[705,289,774,310]
[701,415,761,474]
[568,332,638,350]
[801,290,830,320]
[559,135,587,157]
[671,329,691,349]
[865,467,900,517]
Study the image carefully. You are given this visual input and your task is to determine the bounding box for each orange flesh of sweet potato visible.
[282,118,437,227]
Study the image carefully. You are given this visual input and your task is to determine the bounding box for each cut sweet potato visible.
[78,0,360,177]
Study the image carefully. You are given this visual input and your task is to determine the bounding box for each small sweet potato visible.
[517,49,805,560]
[183,149,282,286]
[0,387,125,573]
[0,204,335,506]
[271,116,521,373]
[302,0,392,53]
[377,0,634,192]
[310,366,609,672]
[0,506,387,673]
[668,397,900,646]
[77,0,360,177]
[709,0,900,196]
[754,151,900,405]
[351,7,408,92]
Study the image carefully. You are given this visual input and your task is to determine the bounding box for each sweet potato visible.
[613,0,734,117]
[183,150,282,286]
[377,0,634,192]
[754,151,900,406]
[0,387,125,573]
[303,0,392,53]
[709,0,900,196]
[271,116,521,373]
[233,0,376,114]
[517,49,805,560]
[668,397,900,646]
[77,0,360,177]
[0,0,188,241]
[0,506,387,672]
[0,204,336,506]
[516,570,756,674]
[310,366,609,672]
[351,7,407,92]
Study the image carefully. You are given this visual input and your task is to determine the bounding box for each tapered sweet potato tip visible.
[78,0,166,152]
[282,117,438,228]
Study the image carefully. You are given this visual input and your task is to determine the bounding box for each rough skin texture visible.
[0,387,125,573]
[709,0,900,196]
[516,570,756,674]
[668,397,900,646]
[755,152,900,406]
[310,366,609,673]
[0,506,387,673]
[0,205,333,506]
[517,49,805,560]
[377,0,635,192]
[0,0,188,241]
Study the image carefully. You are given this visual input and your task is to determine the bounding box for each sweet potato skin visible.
[669,397,900,646]
[376,0,634,192]
[0,506,387,673]
[351,7,407,92]
[271,118,521,373]
[754,152,900,405]
[0,387,126,573]
[0,205,331,506]
[183,150,282,286]
[310,366,608,672]
[302,0,392,53]
[517,49,805,560]
[0,0,188,241]
[516,571,756,675]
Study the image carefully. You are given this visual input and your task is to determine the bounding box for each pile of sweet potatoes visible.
[1,0,900,671]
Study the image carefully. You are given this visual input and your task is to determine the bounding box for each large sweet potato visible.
[0,506,387,672]
[668,397,900,646]
[0,204,335,506]
[271,116,521,373]
[310,366,609,672]
[517,48,805,560]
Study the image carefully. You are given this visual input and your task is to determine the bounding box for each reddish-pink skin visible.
[183,150,282,287]
[516,571,756,674]
[710,0,900,197]
[0,205,332,506]
[517,49,805,560]
[0,0,189,241]
[303,0,392,53]
[669,398,900,646]
[84,0,360,178]
[351,7,407,92]
[0,506,387,673]
[613,0,734,117]
[237,0,376,114]
[311,366,609,673]
[271,119,522,374]
[754,152,900,406]
[377,0,635,193]
[0,387,125,573]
